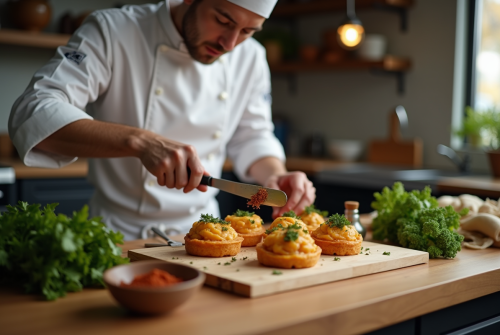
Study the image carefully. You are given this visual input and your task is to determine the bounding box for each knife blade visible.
[188,168,287,207]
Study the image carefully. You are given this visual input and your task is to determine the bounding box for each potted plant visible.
[455,106,487,149]
[485,110,500,177]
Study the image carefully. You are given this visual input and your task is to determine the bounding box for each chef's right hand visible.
[136,133,208,193]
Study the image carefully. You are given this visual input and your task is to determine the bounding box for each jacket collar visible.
[158,0,189,53]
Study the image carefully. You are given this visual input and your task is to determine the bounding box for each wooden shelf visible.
[0,29,70,48]
[272,0,414,18]
[269,56,411,73]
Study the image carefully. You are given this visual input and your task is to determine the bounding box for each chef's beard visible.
[182,0,225,64]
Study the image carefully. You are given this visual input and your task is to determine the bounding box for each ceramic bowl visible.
[103,260,205,315]
[328,139,364,161]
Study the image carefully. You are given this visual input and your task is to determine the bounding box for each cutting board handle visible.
[390,112,401,142]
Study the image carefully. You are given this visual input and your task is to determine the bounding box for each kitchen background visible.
[0,0,488,173]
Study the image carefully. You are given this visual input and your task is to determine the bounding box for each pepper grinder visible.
[344,201,366,238]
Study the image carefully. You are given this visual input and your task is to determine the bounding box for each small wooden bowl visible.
[103,260,205,315]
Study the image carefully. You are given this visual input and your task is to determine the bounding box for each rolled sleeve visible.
[8,12,112,168]
[227,48,286,183]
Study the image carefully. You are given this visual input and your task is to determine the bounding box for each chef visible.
[9,0,316,240]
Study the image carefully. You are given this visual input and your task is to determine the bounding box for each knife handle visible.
[187,167,212,186]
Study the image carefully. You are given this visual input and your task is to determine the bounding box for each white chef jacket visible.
[9,1,285,240]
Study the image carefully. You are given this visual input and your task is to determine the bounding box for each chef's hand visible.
[264,172,316,219]
[137,134,208,193]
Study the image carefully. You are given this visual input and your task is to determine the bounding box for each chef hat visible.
[227,0,278,19]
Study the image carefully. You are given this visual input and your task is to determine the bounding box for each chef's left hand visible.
[264,171,316,219]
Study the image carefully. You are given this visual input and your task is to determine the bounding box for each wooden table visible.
[1,239,499,335]
[438,176,500,198]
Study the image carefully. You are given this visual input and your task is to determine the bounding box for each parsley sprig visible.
[283,210,301,220]
[233,209,255,217]
[199,213,229,225]
[325,214,351,229]
[304,204,329,217]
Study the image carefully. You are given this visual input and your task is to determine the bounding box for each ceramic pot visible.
[9,0,52,32]
[488,151,500,178]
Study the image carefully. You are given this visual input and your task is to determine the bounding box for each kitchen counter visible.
[0,157,349,179]
[1,238,499,335]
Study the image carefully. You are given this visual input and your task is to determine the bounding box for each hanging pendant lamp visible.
[337,0,365,50]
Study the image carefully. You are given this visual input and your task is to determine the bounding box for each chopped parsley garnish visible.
[304,204,329,217]
[231,257,237,262]
[203,267,207,270]
[218,262,221,265]
[272,270,283,275]
[236,269,240,272]
[250,220,255,224]
[383,251,391,256]
[334,257,341,261]
[265,223,285,235]
[284,224,301,242]
[190,261,193,264]
[283,210,301,220]
[224,262,231,266]
[303,229,309,234]
[243,257,248,260]
[221,227,228,231]
[325,214,351,229]
[361,247,364,251]
[284,229,299,242]
[365,248,370,251]
[234,209,255,217]
[199,213,229,225]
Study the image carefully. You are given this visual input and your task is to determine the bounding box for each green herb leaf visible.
[221,227,228,231]
[383,252,391,256]
[234,209,255,217]
[199,213,229,225]
[283,211,301,220]
[224,262,231,266]
[304,204,329,217]
[272,270,283,275]
[326,214,351,229]
[334,257,341,261]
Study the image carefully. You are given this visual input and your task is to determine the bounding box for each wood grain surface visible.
[129,242,428,298]
[1,240,499,335]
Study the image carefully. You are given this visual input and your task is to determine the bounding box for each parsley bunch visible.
[325,214,351,229]
[233,209,255,217]
[0,202,128,301]
[304,205,329,217]
[371,182,467,259]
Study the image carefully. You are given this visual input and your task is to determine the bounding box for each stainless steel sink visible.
[316,164,466,191]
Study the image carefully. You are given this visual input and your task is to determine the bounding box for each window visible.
[465,0,500,147]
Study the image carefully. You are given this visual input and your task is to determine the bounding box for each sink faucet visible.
[436,144,470,173]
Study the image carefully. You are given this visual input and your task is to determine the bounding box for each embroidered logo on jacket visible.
[64,51,87,65]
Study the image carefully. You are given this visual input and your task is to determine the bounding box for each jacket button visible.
[218,91,228,101]
[213,130,222,139]
[155,87,163,96]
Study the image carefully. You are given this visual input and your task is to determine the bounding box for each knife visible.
[188,169,287,207]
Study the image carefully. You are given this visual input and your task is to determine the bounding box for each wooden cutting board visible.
[368,108,423,167]
[128,242,428,298]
